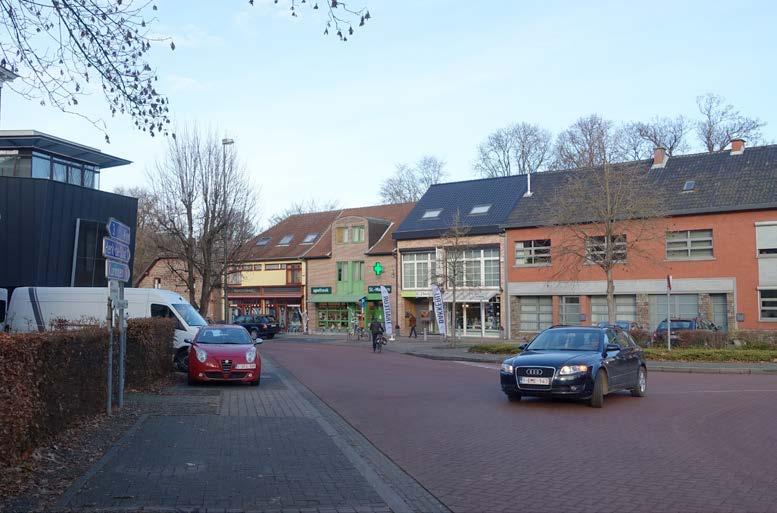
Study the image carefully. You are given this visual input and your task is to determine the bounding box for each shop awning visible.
[442,290,498,303]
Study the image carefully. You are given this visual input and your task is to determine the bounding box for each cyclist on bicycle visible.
[369,318,384,352]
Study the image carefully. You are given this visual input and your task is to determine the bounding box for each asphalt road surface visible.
[263,338,777,513]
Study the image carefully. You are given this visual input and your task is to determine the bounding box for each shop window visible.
[317,303,350,331]
[666,229,713,259]
[760,290,777,321]
[519,296,552,332]
[515,239,551,266]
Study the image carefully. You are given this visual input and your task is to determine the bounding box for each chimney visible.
[651,146,667,169]
[731,138,745,155]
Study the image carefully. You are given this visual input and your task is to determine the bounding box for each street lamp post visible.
[222,137,234,323]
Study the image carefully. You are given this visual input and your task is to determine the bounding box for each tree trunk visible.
[450,288,457,348]
[606,267,616,324]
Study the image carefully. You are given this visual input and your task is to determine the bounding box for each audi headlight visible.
[195,347,208,363]
[559,364,588,375]
[246,347,257,363]
[500,362,514,374]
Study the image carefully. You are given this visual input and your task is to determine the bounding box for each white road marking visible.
[670,389,777,394]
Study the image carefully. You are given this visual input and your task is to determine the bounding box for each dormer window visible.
[682,180,696,192]
[278,235,293,246]
[302,232,318,244]
[469,204,491,215]
[256,237,271,246]
[422,209,442,219]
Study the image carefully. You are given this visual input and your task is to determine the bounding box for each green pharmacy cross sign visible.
[373,262,384,276]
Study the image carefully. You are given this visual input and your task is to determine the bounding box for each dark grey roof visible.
[0,130,131,169]
[393,175,528,240]
[505,145,777,228]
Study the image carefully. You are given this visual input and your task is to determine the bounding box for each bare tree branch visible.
[552,114,621,170]
[628,116,690,156]
[379,155,446,204]
[696,93,764,152]
[474,122,552,177]
[268,198,340,226]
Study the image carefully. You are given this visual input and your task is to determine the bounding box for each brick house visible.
[304,203,415,333]
[135,257,223,321]
[504,141,777,336]
[392,176,528,338]
[229,210,341,331]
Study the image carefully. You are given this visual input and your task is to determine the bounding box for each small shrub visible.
[629,328,651,347]
[730,330,777,350]
[468,343,523,354]
[644,347,777,362]
[675,330,730,349]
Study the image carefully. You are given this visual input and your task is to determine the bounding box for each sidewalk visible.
[294,334,777,374]
[52,357,448,513]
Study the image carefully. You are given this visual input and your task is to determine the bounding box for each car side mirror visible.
[518,343,528,351]
[254,339,263,346]
[605,343,620,352]
[184,338,192,345]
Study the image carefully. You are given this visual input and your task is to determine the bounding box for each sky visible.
[3,0,776,227]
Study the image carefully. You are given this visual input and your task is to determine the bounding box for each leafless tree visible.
[433,210,472,346]
[146,125,258,316]
[616,123,652,161]
[113,186,158,281]
[549,159,666,323]
[268,198,341,226]
[696,93,764,152]
[627,116,690,156]
[474,122,552,177]
[261,0,372,41]
[379,156,446,204]
[552,114,621,169]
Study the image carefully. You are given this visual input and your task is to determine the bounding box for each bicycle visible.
[373,333,387,353]
[347,324,367,341]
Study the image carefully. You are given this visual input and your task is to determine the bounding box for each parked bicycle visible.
[347,322,367,341]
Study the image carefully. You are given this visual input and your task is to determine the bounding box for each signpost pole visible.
[118,282,126,409]
[667,274,672,352]
[106,297,113,416]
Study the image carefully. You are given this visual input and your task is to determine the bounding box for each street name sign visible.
[102,237,131,263]
[105,260,131,283]
[106,217,131,245]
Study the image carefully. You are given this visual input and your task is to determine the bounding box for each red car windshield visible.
[197,328,252,344]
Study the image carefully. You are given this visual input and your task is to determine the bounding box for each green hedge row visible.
[0,318,175,466]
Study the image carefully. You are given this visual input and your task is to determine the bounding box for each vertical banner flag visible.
[380,286,393,337]
[432,284,447,336]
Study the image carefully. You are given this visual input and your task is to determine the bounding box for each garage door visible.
[648,294,699,330]
[590,295,637,324]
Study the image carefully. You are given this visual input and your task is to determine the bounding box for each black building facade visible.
[0,130,136,291]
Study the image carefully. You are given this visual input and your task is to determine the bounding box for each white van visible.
[4,288,205,364]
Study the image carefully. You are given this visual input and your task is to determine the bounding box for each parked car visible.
[499,325,647,408]
[187,325,262,386]
[233,314,279,340]
[652,318,718,345]
[594,320,643,331]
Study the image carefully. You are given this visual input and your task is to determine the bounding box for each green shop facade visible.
[310,283,393,332]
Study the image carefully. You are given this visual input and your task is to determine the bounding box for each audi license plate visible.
[520,376,550,385]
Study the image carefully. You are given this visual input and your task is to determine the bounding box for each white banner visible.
[432,284,447,336]
[380,285,393,337]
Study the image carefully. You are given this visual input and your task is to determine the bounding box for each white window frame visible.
[351,225,365,243]
[515,239,551,266]
[759,288,777,322]
[402,252,436,290]
[256,237,271,246]
[265,263,283,271]
[666,229,714,260]
[458,248,500,288]
[422,209,442,219]
[756,222,777,258]
[278,234,293,246]
[302,233,318,244]
[469,204,491,215]
[586,235,627,264]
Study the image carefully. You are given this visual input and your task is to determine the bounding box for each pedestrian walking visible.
[409,314,418,338]
[369,318,384,352]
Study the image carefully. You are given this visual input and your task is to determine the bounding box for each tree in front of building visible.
[434,210,472,346]
[549,156,666,324]
[695,93,764,152]
[474,122,553,177]
[146,125,258,316]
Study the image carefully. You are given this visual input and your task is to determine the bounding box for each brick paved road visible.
[263,339,777,513]
[56,362,448,513]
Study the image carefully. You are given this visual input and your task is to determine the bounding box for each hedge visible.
[0,317,175,466]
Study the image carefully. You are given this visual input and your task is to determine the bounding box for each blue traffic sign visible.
[102,237,131,263]
[106,217,131,245]
[105,260,131,283]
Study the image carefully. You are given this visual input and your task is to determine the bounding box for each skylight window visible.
[302,232,318,244]
[469,204,491,215]
[256,237,271,246]
[422,209,442,219]
[682,180,696,192]
[278,234,293,246]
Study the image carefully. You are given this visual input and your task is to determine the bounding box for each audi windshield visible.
[526,329,603,352]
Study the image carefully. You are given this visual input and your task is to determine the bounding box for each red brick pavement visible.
[263,340,777,513]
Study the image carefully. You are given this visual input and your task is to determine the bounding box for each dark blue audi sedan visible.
[499,326,647,408]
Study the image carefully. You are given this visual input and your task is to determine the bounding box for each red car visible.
[187,325,261,386]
